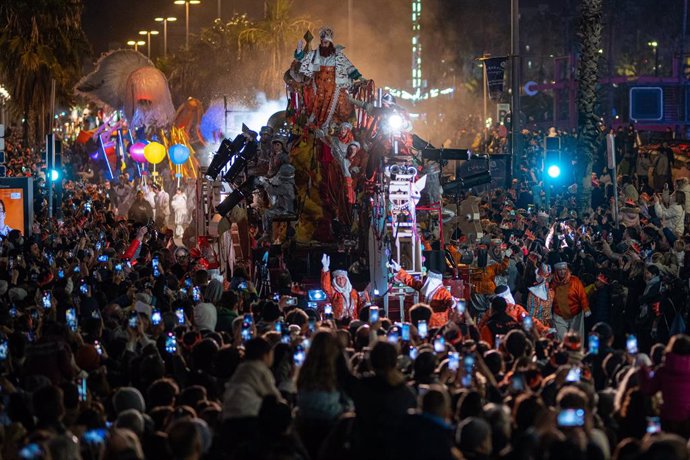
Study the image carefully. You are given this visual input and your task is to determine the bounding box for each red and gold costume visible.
[396,269,453,327]
[320,269,367,320]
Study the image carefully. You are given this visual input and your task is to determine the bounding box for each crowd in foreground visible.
[1,124,690,460]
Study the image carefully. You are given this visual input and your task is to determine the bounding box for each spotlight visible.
[216,180,253,217]
[387,113,404,131]
[222,140,258,184]
[547,165,561,178]
[205,134,247,180]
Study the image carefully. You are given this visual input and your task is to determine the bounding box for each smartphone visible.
[557,408,585,427]
[114,263,123,272]
[94,340,103,356]
[307,301,317,309]
[566,367,582,383]
[528,204,534,214]
[8,256,14,270]
[293,344,306,366]
[74,265,80,273]
[238,281,248,289]
[58,268,65,278]
[285,296,298,306]
[369,306,379,324]
[308,289,327,301]
[66,308,77,332]
[495,334,503,349]
[409,347,418,360]
[324,304,334,320]
[83,428,107,445]
[151,308,162,326]
[418,320,428,339]
[42,291,51,309]
[97,254,108,263]
[0,338,8,360]
[626,334,638,355]
[646,416,661,434]
[9,307,17,318]
[152,256,160,278]
[78,377,87,401]
[18,444,43,460]
[175,308,185,325]
[522,315,533,332]
[456,299,466,314]
[165,333,177,354]
[80,281,88,295]
[128,311,138,329]
[184,277,193,288]
[588,334,600,355]
[273,293,280,302]
[401,323,411,341]
[192,286,201,303]
[281,325,291,344]
[433,336,445,353]
[308,317,316,333]
[387,329,400,344]
[464,355,475,372]
[511,373,525,392]
[448,352,460,371]
[241,314,253,342]
[275,321,283,333]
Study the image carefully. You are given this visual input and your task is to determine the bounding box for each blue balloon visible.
[169,144,191,165]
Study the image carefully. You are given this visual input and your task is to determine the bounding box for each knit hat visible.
[332,269,348,278]
[553,261,568,270]
[112,387,146,414]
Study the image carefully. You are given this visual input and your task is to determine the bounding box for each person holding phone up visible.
[320,254,368,320]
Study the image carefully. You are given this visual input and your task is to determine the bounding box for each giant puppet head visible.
[75,50,175,129]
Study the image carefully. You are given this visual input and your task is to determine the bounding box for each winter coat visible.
[654,202,685,236]
[639,352,690,422]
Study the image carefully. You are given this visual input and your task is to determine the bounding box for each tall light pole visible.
[648,40,659,77]
[127,40,146,52]
[155,17,177,58]
[139,30,160,59]
[510,0,521,181]
[174,0,201,49]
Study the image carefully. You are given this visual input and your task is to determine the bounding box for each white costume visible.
[171,191,188,239]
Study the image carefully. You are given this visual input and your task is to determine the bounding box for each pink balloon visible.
[130,141,147,163]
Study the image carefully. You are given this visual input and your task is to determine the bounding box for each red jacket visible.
[397,269,453,327]
[320,270,367,320]
[478,302,549,337]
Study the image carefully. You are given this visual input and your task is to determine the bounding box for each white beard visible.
[420,277,444,302]
[333,278,354,316]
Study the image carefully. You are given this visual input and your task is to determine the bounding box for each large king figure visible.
[294,27,364,130]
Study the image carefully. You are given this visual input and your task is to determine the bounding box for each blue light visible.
[547,165,561,178]
[50,169,60,181]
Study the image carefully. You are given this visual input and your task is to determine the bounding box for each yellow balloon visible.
[144,142,166,164]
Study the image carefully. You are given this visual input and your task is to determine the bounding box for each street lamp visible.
[174,0,201,49]
[139,30,160,59]
[127,40,146,52]
[648,40,659,77]
[155,17,177,58]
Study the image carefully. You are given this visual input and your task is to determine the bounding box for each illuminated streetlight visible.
[139,30,160,59]
[648,40,659,77]
[174,0,201,49]
[127,40,146,52]
[155,17,177,58]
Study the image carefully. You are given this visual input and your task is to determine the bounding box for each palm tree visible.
[575,0,603,214]
[0,0,90,144]
[237,0,312,98]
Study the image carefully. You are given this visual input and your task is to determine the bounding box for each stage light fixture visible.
[205,134,247,180]
[216,180,253,217]
[222,140,258,184]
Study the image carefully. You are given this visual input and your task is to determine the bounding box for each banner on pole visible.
[485,56,509,101]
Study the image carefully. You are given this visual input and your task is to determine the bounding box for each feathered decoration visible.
[75,49,175,129]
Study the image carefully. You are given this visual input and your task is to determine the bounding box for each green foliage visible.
[0,0,91,129]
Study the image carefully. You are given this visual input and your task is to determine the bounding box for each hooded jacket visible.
[639,352,690,422]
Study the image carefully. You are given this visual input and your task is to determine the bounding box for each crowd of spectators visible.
[0,119,689,460]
